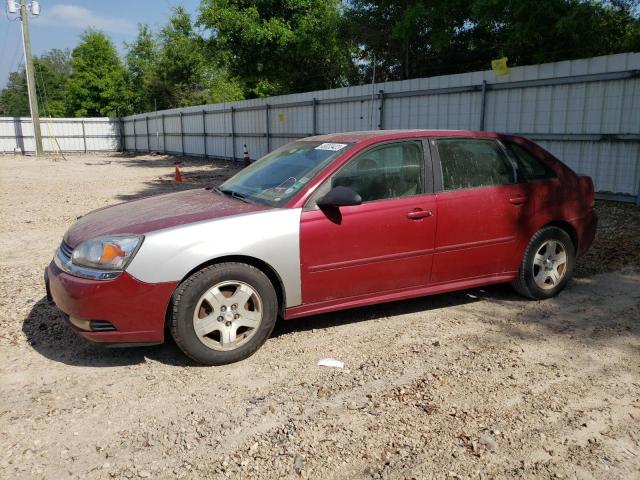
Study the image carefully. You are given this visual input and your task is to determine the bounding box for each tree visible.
[4,0,637,118]
[470,0,640,66]
[125,24,159,113]
[346,0,640,81]
[0,71,29,116]
[152,7,212,109]
[136,7,242,110]
[65,30,128,117]
[346,1,475,81]
[34,49,72,117]
[0,49,71,117]
[207,68,245,103]
[198,0,357,97]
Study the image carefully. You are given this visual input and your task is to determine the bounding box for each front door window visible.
[331,142,425,202]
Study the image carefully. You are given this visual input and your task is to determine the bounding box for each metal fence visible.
[122,53,640,202]
[0,117,122,154]
[2,54,638,201]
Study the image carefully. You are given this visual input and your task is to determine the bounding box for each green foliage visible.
[152,7,213,108]
[65,30,128,117]
[198,0,358,97]
[208,68,246,103]
[1,0,638,117]
[470,0,640,64]
[126,7,245,110]
[0,49,71,117]
[0,71,29,116]
[34,49,72,117]
[125,24,159,113]
[347,0,640,81]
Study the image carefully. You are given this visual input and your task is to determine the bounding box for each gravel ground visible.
[1,153,639,480]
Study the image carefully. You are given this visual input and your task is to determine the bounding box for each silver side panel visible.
[126,208,302,307]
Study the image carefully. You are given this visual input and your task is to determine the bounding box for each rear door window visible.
[434,138,516,191]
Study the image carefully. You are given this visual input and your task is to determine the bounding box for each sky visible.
[0,0,200,87]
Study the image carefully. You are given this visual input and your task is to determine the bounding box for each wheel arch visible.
[543,220,578,250]
[165,255,287,328]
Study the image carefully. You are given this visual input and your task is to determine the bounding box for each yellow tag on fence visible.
[491,57,511,76]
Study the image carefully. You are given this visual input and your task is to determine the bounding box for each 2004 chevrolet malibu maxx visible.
[46,130,597,365]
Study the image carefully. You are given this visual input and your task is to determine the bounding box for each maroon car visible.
[46,130,597,364]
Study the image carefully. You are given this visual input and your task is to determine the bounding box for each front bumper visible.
[45,261,177,344]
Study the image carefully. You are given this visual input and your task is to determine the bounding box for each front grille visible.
[89,320,117,332]
[59,241,73,258]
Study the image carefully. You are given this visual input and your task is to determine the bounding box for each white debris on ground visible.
[318,358,345,369]
[0,153,639,479]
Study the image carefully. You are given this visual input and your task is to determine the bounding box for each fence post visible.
[179,112,185,156]
[81,119,87,153]
[265,104,271,152]
[154,114,159,152]
[119,118,125,152]
[202,110,207,158]
[312,98,318,135]
[39,118,46,153]
[161,114,166,153]
[145,115,150,152]
[133,119,137,152]
[479,80,488,131]
[13,120,17,153]
[378,90,385,130]
[230,106,236,161]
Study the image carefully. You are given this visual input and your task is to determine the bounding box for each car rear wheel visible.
[511,226,575,300]
[170,263,278,365]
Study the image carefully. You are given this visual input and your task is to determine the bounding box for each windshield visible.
[218,141,352,207]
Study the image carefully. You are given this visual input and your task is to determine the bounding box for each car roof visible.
[304,129,503,144]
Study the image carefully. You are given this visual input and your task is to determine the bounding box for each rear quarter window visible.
[505,141,556,181]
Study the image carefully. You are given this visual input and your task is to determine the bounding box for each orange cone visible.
[174,164,182,183]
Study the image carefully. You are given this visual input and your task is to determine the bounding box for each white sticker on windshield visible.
[315,143,347,151]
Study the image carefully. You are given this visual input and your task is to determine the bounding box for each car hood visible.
[63,189,271,248]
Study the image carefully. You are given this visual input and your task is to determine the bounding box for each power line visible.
[7,24,23,75]
[1,12,15,53]
[35,64,48,112]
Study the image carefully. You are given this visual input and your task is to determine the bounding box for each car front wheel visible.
[170,262,278,365]
[511,226,575,300]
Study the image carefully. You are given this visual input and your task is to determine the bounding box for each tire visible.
[170,262,278,365]
[511,226,575,300]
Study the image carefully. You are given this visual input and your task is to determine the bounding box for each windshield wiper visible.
[214,187,251,203]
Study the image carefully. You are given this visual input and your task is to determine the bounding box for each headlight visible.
[72,235,143,270]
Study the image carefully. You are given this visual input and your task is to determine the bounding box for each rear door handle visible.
[508,195,528,205]
[406,209,433,220]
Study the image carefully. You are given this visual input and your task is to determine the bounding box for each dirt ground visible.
[0,153,638,480]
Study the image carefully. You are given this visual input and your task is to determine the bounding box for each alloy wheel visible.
[532,240,568,290]
[192,280,263,351]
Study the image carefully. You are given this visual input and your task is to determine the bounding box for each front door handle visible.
[508,195,528,205]
[406,209,433,220]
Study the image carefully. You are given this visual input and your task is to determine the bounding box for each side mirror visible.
[316,186,362,208]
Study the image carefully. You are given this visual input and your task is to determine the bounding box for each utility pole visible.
[14,0,43,155]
